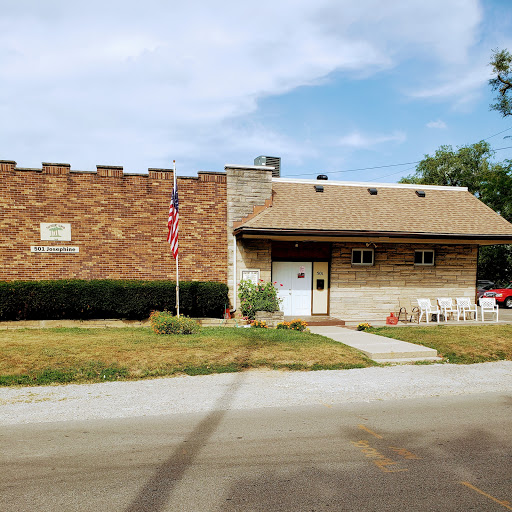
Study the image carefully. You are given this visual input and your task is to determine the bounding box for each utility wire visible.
[285,127,512,179]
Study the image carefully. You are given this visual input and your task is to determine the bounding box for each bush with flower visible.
[276,319,309,332]
[149,310,201,334]
[238,279,282,320]
[250,320,268,328]
[356,322,372,331]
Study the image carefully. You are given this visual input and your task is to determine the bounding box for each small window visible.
[352,248,374,266]
[414,250,435,266]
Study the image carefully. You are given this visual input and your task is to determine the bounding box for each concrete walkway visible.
[308,326,440,364]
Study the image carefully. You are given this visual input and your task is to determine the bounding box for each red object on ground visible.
[386,312,399,325]
[224,308,231,319]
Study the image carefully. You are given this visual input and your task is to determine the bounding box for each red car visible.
[483,282,512,308]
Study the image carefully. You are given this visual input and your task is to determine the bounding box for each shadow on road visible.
[124,372,245,512]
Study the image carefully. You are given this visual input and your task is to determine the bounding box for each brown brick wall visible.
[0,166,227,282]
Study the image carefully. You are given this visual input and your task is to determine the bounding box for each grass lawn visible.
[0,327,374,386]
[370,324,512,364]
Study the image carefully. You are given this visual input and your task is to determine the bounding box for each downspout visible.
[232,235,237,313]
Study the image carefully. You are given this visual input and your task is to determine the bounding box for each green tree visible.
[399,141,493,193]
[489,48,512,117]
[400,143,512,284]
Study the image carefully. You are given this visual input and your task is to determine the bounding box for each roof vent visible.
[416,190,426,197]
[314,185,324,192]
[368,188,378,195]
[254,156,281,178]
[317,174,328,180]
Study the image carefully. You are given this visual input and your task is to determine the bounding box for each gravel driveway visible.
[1,362,511,426]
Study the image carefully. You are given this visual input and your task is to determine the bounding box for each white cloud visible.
[426,120,447,129]
[336,131,406,148]
[0,0,485,174]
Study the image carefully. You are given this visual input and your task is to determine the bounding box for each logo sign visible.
[40,223,71,241]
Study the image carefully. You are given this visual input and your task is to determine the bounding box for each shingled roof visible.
[233,179,512,242]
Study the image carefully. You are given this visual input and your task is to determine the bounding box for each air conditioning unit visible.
[254,156,281,178]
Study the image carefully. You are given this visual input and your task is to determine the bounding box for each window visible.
[352,248,374,266]
[414,250,435,266]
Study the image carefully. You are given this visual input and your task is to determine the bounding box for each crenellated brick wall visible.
[0,161,227,283]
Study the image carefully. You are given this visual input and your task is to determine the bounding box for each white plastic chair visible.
[417,298,440,323]
[456,297,478,321]
[437,298,458,321]
[479,297,499,322]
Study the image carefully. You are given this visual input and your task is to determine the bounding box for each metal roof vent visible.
[317,174,328,180]
[254,156,281,178]
[416,190,426,197]
[314,185,324,192]
[368,187,378,195]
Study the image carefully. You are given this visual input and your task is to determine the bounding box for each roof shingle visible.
[235,181,512,239]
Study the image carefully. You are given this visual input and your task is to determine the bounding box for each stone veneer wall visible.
[237,239,272,283]
[0,162,227,282]
[330,242,478,322]
[225,165,273,307]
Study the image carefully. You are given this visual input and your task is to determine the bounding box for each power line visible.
[285,127,512,179]
[288,160,420,178]
[482,127,512,140]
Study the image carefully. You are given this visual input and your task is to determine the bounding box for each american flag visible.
[167,182,179,259]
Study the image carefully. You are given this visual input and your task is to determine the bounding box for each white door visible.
[272,261,312,316]
[312,261,329,315]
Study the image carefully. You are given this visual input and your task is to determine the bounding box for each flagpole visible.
[174,160,180,317]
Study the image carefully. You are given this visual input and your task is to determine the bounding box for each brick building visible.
[2,158,512,322]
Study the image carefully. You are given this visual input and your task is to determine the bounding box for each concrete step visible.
[284,316,346,327]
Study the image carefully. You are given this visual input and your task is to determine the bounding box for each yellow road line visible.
[358,424,383,439]
[460,481,512,510]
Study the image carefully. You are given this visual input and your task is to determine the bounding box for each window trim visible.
[414,250,435,266]
[352,248,374,266]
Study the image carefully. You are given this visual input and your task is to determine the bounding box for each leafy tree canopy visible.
[400,141,512,284]
[489,48,512,117]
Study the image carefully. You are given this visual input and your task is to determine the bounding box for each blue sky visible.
[1,0,512,181]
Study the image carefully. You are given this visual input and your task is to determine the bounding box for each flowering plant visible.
[238,279,282,320]
[251,320,268,328]
[276,319,309,332]
[356,322,372,331]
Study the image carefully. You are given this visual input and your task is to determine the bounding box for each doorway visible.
[272,261,312,316]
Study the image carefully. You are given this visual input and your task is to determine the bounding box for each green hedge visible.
[0,280,229,321]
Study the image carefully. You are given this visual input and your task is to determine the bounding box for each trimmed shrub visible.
[0,280,229,321]
[149,311,201,334]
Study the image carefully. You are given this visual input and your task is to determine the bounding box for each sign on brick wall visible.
[31,246,80,253]
[40,223,71,241]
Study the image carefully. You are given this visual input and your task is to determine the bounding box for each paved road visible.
[2,390,511,511]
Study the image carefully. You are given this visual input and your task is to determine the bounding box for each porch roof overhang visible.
[233,226,512,245]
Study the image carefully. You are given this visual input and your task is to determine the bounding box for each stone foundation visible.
[255,310,284,328]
